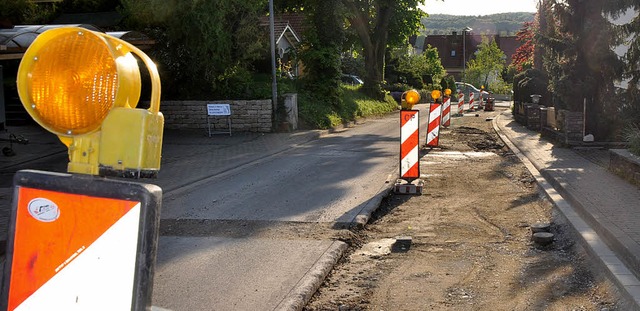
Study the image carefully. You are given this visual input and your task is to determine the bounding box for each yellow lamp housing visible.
[17,27,164,178]
[444,88,451,96]
[401,89,421,110]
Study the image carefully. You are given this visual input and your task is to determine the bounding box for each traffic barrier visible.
[426,103,442,147]
[1,171,161,311]
[400,110,419,179]
[442,96,451,127]
[468,92,475,111]
[458,92,464,115]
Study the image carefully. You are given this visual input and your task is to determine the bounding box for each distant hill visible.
[421,13,535,36]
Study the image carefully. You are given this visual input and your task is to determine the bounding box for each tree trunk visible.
[343,0,394,100]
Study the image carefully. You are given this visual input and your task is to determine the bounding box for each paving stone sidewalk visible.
[496,112,640,278]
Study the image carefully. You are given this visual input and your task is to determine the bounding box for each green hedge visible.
[298,85,398,129]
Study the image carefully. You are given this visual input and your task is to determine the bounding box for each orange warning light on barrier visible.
[431,90,441,101]
[402,89,421,110]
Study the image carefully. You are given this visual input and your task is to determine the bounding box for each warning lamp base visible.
[394,179,423,195]
[100,166,159,179]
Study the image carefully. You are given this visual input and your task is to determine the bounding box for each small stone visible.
[392,236,412,253]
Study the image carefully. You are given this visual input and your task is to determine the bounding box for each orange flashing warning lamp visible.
[17,27,163,178]
[431,90,442,102]
[402,89,421,109]
[444,88,452,97]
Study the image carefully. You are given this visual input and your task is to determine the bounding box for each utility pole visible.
[462,26,472,85]
[269,0,278,112]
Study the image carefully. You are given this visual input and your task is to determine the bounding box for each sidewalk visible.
[495,111,640,308]
[0,124,322,248]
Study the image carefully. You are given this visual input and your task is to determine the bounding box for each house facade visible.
[410,33,519,81]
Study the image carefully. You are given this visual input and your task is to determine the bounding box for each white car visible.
[455,82,488,102]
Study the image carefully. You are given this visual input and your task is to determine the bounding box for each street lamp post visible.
[462,26,472,85]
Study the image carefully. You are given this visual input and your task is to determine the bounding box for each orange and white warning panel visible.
[1,170,161,311]
[400,110,419,180]
[442,96,451,127]
[426,103,442,147]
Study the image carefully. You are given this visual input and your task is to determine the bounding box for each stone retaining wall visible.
[610,149,640,188]
[161,100,273,132]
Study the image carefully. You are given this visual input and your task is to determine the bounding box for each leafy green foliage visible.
[0,0,56,25]
[298,85,397,129]
[442,75,456,93]
[342,0,426,99]
[466,36,507,90]
[121,0,267,99]
[341,53,365,78]
[624,124,640,156]
[386,44,445,90]
[297,0,344,109]
[537,0,626,139]
[513,68,550,105]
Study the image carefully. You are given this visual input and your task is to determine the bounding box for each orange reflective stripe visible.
[8,187,137,311]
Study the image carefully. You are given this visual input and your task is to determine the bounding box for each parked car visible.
[341,74,364,85]
[455,82,489,102]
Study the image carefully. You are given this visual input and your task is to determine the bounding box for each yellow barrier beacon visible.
[16,27,164,178]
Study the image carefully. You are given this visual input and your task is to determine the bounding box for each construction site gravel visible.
[304,108,622,311]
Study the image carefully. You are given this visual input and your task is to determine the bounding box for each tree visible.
[385,44,445,89]
[465,36,506,90]
[537,0,625,139]
[603,0,640,90]
[120,0,267,99]
[342,0,426,99]
[297,0,344,108]
[510,21,535,73]
[0,0,56,25]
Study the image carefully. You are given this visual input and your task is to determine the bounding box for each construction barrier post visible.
[442,95,451,127]
[426,102,442,147]
[395,89,423,195]
[468,92,475,111]
[457,91,464,116]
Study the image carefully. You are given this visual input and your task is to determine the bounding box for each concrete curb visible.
[335,167,397,230]
[493,113,640,310]
[274,240,348,311]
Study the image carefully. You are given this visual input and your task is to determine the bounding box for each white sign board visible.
[207,104,231,116]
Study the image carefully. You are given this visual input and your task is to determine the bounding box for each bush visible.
[298,85,397,129]
[513,68,550,105]
[383,82,412,92]
[624,125,640,156]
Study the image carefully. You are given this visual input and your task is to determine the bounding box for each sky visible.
[419,0,538,16]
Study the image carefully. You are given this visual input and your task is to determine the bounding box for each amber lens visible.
[24,30,118,135]
[431,90,441,100]
[405,90,420,105]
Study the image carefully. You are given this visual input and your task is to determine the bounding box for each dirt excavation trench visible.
[304,109,622,311]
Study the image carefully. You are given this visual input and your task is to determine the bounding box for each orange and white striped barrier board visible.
[400,110,419,179]
[426,103,442,147]
[468,92,475,111]
[1,170,161,311]
[458,92,464,115]
[442,96,451,127]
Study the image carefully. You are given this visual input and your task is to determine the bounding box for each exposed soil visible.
[304,109,621,311]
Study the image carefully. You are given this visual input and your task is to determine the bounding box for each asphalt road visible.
[152,105,431,310]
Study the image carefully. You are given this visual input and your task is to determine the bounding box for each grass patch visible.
[299,84,398,129]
